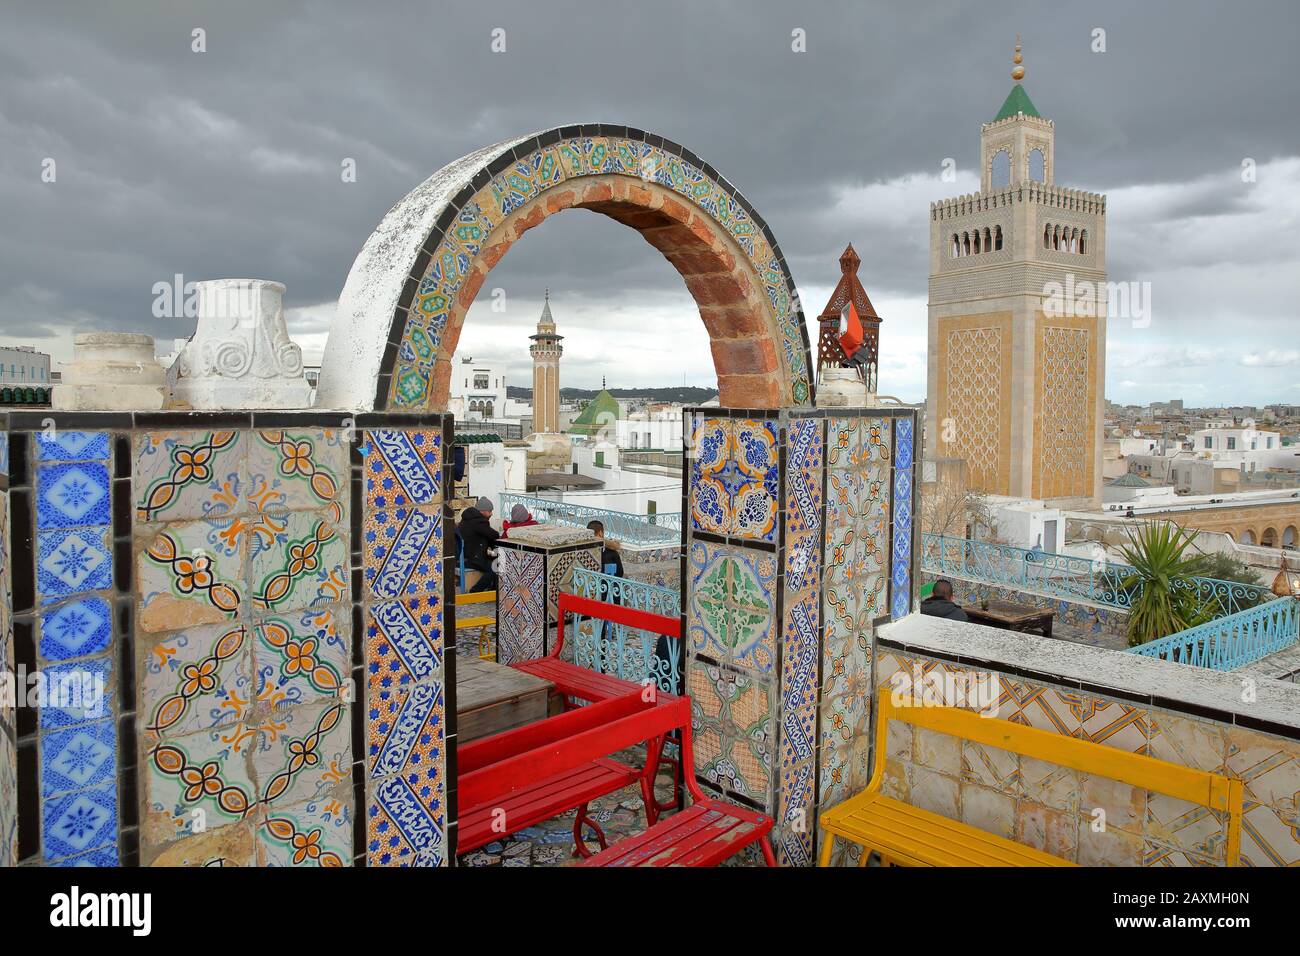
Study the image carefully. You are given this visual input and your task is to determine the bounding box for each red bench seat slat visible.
[579,799,773,868]
[457,757,639,856]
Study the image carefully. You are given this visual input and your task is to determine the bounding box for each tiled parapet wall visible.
[682,406,918,866]
[873,614,1300,866]
[919,570,1131,642]
[1,409,456,868]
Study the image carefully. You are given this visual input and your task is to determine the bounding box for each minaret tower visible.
[926,38,1107,507]
[529,289,564,435]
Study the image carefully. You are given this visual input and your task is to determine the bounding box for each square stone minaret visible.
[927,42,1107,508]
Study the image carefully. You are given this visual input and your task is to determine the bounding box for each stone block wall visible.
[1,409,456,867]
[682,406,917,866]
[871,615,1300,866]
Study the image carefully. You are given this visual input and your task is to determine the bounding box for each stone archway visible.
[315,126,814,411]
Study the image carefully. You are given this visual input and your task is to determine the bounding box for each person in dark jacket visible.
[586,520,624,580]
[458,498,500,592]
[920,579,969,622]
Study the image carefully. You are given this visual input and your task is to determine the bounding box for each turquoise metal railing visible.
[499,493,681,547]
[920,533,1271,618]
[1129,596,1300,670]
[569,567,682,694]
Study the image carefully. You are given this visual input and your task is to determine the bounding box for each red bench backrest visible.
[553,591,681,660]
[458,693,694,809]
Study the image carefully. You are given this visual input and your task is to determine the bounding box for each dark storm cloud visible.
[2,0,1299,401]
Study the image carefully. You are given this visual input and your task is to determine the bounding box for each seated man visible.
[501,503,539,538]
[458,497,500,592]
[919,579,968,622]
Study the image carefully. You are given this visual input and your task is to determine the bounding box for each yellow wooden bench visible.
[818,693,1243,867]
[454,590,496,661]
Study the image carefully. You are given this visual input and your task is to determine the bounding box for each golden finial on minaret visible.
[1011,35,1025,81]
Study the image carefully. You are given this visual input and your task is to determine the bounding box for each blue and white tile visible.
[36,462,111,529]
[40,657,113,731]
[40,719,116,797]
[34,431,110,463]
[43,782,117,862]
[37,528,113,603]
[39,596,113,661]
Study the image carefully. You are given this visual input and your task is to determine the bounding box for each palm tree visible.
[1118,521,1212,647]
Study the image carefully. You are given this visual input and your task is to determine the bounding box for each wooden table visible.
[455,656,562,744]
[960,600,1054,637]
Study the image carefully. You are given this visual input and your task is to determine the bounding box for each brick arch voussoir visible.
[429,175,785,410]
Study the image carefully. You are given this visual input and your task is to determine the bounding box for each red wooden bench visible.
[580,694,777,868]
[511,591,683,816]
[456,689,675,858]
[512,591,679,705]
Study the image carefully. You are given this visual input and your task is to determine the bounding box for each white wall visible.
[990,500,1063,552]
[0,346,51,385]
[565,442,678,515]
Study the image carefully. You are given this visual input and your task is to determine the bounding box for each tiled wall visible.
[2,410,455,867]
[873,642,1300,866]
[5,423,127,865]
[683,406,918,866]
[495,538,599,666]
[357,423,453,867]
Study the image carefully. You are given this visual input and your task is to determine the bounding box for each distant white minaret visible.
[529,289,563,435]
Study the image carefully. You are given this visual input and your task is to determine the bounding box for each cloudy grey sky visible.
[3,0,1298,406]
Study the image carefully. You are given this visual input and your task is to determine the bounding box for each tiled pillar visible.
[134,423,353,866]
[683,407,918,866]
[494,526,600,666]
[9,426,124,865]
[357,421,453,866]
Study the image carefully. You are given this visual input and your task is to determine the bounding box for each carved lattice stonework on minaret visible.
[944,326,1003,490]
[1036,326,1092,499]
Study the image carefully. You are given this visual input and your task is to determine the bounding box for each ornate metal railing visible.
[1129,596,1300,671]
[569,567,682,694]
[920,533,1271,618]
[499,493,681,547]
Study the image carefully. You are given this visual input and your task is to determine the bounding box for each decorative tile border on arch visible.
[681,404,919,866]
[0,409,457,868]
[379,128,814,411]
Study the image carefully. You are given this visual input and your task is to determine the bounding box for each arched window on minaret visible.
[994,225,1003,250]
[1079,229,1088,254]
[1028,147,1046,182]
[1043,224,1051,249]
[990,149,1011,189]
[983,227,992,252]
[951,233,960,258]
[962,232,971,256]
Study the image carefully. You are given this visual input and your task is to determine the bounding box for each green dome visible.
[567,389,620,435]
